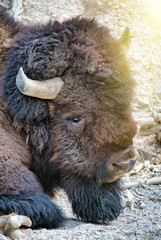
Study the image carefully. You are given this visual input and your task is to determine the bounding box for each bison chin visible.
[65,179,122,223]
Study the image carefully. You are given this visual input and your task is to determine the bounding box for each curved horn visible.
[120,27,131,50]
[16,67,64,99]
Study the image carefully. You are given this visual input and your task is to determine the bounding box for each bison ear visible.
[119,27,131,50]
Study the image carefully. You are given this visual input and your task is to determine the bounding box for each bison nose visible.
[111,146,136,168]
[101,146,136,183]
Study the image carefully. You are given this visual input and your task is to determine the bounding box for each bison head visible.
[2,18,137,223]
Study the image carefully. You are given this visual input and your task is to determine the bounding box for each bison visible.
[0,8,137,239]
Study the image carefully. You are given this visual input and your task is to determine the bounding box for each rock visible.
[135,117,155,129]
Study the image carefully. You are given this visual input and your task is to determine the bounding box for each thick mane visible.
[2,16,134,123]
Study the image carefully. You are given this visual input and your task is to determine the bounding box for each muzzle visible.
[98,145,136,184]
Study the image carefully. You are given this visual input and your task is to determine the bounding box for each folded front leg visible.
[0,124,64,238]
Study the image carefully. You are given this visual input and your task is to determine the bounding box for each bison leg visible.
[0,193,64,229]
[0,213,31,240]
[0,125,64,235]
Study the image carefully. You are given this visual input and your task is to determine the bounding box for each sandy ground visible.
[29,185,161,240]
[1,0,161,239]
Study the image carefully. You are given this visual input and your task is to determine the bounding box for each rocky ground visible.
[1,0,161,239]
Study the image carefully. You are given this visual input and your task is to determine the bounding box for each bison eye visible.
[66,117,82,124]
[65,117,85,134]
[72,117,81,123]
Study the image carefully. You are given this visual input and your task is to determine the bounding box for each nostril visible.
[112,159,136,173]
[111,162,127,176]
[112,162,126,170]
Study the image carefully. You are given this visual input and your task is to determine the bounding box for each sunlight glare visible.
[145,0,161,30]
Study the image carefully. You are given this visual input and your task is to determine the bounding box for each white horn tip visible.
[16,67,26,94]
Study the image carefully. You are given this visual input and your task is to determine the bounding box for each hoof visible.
[0,213,32,240]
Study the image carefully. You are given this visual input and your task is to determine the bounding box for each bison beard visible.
[0,7,137,234]
[66,180,122,222]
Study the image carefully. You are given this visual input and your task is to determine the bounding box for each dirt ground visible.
[1,0,161,239]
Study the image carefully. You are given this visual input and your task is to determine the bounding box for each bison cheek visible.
[65,179,122,223]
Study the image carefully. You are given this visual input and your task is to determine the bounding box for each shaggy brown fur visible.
[0,8,137,228]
